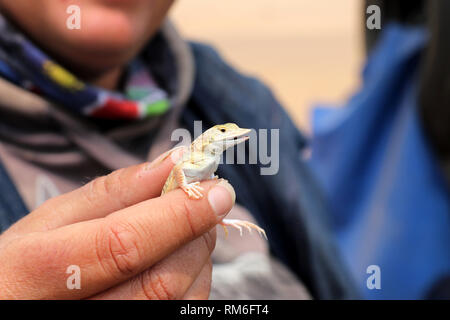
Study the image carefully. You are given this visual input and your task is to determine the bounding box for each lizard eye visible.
[220,128,226,132]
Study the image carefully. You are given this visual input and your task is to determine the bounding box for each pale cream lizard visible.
[161,123,267,239]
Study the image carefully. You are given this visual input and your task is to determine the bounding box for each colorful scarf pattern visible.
[0,14,170,119]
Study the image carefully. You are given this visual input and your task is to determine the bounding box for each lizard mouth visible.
[216,128,251,147]
[214,135,249,149]
[225,131,250,145]
[231,136,249,144]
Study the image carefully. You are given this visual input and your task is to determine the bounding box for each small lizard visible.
[161,123,267,239]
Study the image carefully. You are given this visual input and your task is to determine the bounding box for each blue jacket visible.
[310,24,450,299]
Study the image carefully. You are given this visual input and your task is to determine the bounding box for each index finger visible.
[5,147,186,236]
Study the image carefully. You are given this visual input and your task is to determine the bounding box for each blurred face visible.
[0,0,174,77]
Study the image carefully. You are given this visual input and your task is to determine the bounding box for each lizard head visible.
[201,123,251,155]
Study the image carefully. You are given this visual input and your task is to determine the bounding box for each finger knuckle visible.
[165,200,197,239]
[103,170,121,194]
[96,222,143,278]
[181,200,197,238]
[83,177,104,208]
[88,170,128,208]
[201,229,217,254]
[141,269,178,300]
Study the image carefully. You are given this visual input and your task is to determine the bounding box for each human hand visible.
[0,148,235,299]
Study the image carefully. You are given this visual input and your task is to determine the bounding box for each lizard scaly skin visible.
[161,123,267,239]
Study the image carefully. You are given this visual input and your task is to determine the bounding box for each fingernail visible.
[208,180,235,217]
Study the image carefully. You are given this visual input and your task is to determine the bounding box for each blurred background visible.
[171,0,364,131]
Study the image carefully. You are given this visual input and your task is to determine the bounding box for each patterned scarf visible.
[0,14,170,120]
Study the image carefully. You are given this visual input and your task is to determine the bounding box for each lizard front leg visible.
[173,164,204,199]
